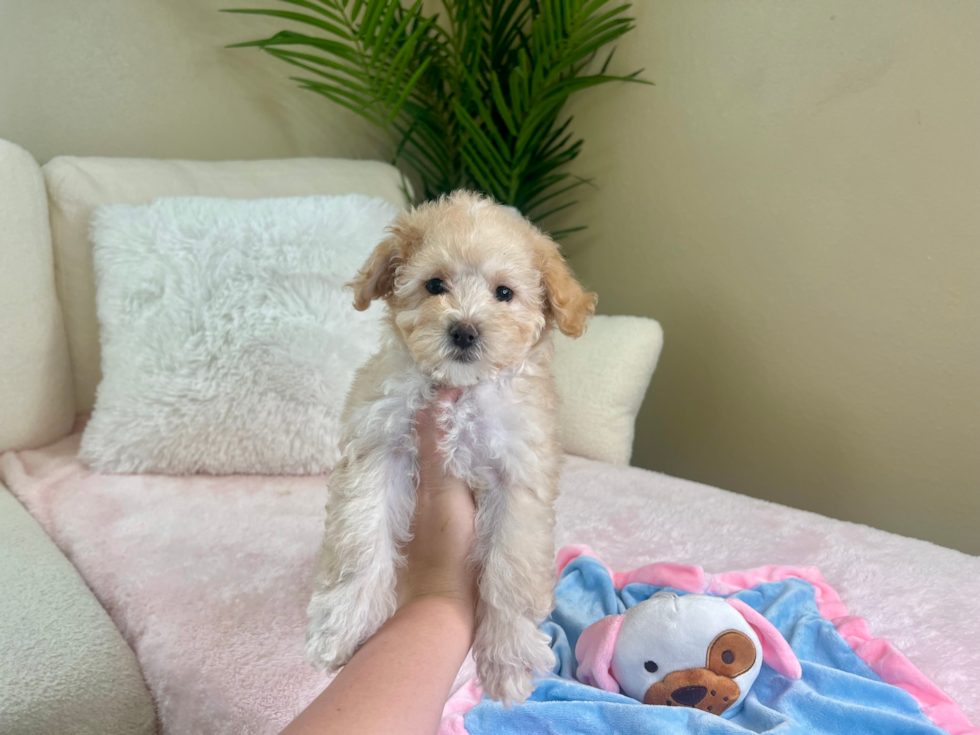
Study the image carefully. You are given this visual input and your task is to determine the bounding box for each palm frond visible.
[225,0,648,234]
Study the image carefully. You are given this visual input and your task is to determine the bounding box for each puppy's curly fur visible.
[305,191,596,704]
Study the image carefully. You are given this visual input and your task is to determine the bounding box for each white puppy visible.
[305,190,596,703]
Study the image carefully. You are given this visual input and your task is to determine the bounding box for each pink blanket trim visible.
[440,544,977,735]
[440,678,485,734]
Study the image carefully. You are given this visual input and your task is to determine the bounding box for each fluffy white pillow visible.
[42,155,408,413]
[552,315,663,465]
[80,194,397,475]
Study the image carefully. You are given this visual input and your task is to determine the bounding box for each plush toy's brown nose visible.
[645,668,740,714]
[671,685,707,707]
[450,322,479,349]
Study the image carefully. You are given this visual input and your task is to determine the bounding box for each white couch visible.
[0,141,420,734]
[0,138,663,733]
[1,138,977,735]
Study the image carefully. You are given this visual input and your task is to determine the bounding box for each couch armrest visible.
[0,138,75,452]
[0,484,156,735]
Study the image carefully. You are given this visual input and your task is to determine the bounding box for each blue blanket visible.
[462,555,946,734]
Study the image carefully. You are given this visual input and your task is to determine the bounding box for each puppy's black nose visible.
[671,685,707,707]
[450,322,479,349]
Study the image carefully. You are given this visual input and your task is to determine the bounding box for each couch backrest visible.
[1,146,660,464]
[41,156,409,415]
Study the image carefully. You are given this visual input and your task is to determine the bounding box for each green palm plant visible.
[225,0,647,236]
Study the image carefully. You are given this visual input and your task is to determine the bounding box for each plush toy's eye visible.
[494,286,513,302]
[707,630,755,678]
[426,278,445,295]
[644,660,659,673]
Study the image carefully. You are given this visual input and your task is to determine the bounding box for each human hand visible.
[398,387,478,618]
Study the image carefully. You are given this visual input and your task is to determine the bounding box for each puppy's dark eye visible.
[494,286,513,302]
[425,278,445,295]
[644,661,658,673]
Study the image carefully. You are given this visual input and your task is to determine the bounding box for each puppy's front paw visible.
[478,658,538,706]
[305,587,369,672]
[475,620,556,705]
[304,612,357,673]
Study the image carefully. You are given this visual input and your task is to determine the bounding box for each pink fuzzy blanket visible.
[3,430,978,734]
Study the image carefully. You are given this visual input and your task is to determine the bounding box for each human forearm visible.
[281,597,474,735]
[283,388,476,735]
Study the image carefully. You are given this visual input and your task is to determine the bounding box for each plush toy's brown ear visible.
[348,221,421,311]
[538,238,597,338]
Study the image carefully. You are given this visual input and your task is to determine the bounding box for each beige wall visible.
[0,0,387,164]
[557,0,980,554]
[1,1,976,553]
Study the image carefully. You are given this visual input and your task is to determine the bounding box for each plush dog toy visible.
[575,592,802,715]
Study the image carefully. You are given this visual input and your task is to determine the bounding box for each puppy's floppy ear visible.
[537,237,597,338]
[348,221,421,311]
